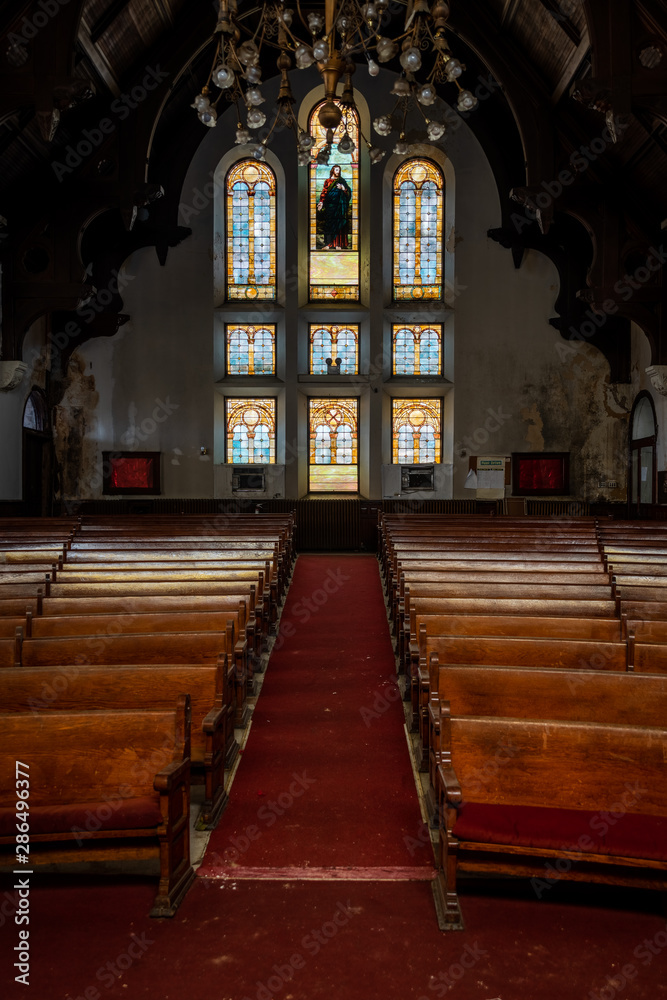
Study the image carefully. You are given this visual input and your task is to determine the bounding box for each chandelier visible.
[191,1,478,163]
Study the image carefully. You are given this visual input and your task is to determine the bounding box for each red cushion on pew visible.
[452,803,667,862]
[0,798,163,838]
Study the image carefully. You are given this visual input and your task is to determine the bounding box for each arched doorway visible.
[628,391,657,515]
[22,387,52,516]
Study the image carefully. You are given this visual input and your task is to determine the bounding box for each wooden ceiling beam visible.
[75,32,121,97]
[501,0,522,28]
[552,31,591,105]
[536,0,582,45]
[90,0,133,44]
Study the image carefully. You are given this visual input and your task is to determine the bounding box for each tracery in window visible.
[309,324,359,374]
[309,100,359,301]
[392,398,442,463]
[393,159,443,300]
[308,397,358,492]
[225,398,276,464]
[226,324,276,376]
[392,324,442,375]
[226,161,276,300]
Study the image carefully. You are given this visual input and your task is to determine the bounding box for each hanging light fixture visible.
[192,1,478,163]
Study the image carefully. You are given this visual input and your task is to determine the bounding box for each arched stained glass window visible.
[308,397,358,492]
[226,325,276,376]
[226,161,276,300]
[393,159,444,300]
[309,324,359,374]
[309,100,359,300]
[225,398,276,464]
[392,324,443,375]
[392,398,442,464]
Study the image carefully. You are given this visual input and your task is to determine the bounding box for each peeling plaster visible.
[53,352,99,499]
[520,402,544,450]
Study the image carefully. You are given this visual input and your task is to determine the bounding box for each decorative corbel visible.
[0,361,28,392]
[645,365,667,397]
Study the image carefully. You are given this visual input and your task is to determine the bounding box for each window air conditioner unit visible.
[401,464,435,492]
[232,467,266,493]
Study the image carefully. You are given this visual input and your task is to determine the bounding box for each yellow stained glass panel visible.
[225,397,276,464]
[393,159,444,301]
[226,160,276,301]
[392,398,442,464]
[308,397,359,492]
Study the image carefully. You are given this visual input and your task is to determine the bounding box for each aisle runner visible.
[199,554,434,880]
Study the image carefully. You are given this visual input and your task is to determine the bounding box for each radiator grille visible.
[296,499,361,551]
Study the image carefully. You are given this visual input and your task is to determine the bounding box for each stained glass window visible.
[309,324,359,374]
[309,100,359,301]
[392,399,442,463]
[308,398,358,492]
[393,159,443,300]
[392,324,443,375]
[226,325,276,376]
[226,161,276,300]
[225,398,276,464]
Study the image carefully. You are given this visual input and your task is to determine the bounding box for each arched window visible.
[308,398,358,491]
[309,99,359,300]
[225,398,276,464]
[23,388,49,432]
[393,159,444,300]
[226,161,276,300]
[392,398,442,464]
[226,325,276,376]
[392,324,442,376]
[309,324,359,374]
[629,392,657,508]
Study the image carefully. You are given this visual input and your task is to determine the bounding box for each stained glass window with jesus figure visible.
[309,100,359,301]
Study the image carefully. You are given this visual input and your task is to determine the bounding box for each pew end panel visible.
[0,698,196,917]
[432,711,667,931]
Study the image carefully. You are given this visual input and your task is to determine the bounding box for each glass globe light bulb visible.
[426,121,446,140]
[373,114,392,136]
[246,107,266,128]
[246,87,265,107]
[368,58,380,77]
[307,12,324,33]
[237,40,259,66]
[295,44,315,69]
[235,127,250,144]
[400,46,422,73]
[418,83,437,105]
[312,38,329,61]
[214,64,235,89]
[376,37,398,62]
[391,77,411,96]
[369,146,386,163]
[457,89,478,112]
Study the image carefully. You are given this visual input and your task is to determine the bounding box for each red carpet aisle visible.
[200,553,431,877]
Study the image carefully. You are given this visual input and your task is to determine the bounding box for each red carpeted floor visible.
[3,554,667,1000]
[200,554,430,878]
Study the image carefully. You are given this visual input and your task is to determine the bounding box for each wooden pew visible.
[0,662,233,828]
[407,612,622,725]
[16,624,250,729]
[396,594,619,672]
[0,698,196,917]
[416,633,628,769]
[432,710,667,930]
[426,663,667,824]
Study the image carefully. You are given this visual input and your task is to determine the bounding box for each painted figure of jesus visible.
[317,164,352,250]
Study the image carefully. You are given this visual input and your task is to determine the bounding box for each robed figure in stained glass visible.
[317,165,352,250]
